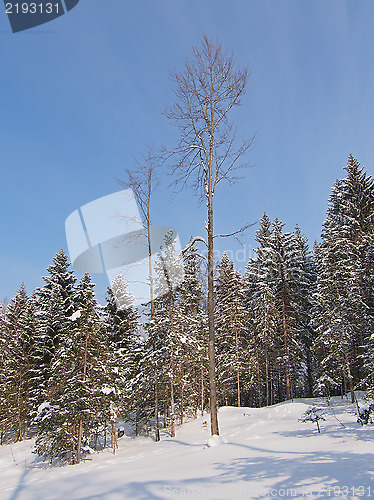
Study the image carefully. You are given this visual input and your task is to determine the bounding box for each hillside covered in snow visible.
[0,396,373,500]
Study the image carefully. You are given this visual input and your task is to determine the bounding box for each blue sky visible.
[1,0,374,302]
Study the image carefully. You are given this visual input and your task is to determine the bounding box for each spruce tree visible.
[251,282,279,406]
[35,274,112,464]
[3,284,36,441]
[215,252,248,407]
[103,275,142,423]
[315,156,374,401]
[293,226,317,398]
[34,249,77,392]
[246,214,305,403]
[175,243,207,420]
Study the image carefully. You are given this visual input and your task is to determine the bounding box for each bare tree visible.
[119,146,161,441]
[165,36,253,435]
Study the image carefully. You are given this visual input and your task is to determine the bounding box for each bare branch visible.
[181,235,208,255]
[213,222,257,239]
[213,221,257,244]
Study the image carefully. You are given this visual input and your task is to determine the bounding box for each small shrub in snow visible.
[299,407,326,433]
[357,403,374,425]
[207,435,225,447]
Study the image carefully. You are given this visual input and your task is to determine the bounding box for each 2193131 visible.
[5,3,60,14]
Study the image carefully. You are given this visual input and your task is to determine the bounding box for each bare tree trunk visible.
[77,419,83,464]
[270,370,274,406]
[201,366,205,417]
[147,210,161,443]
[266,351,270,407]
[281,294,291,400]
[154,383,160,441]
[257,358,261,407]
[77,325,89,464]
[16,375,23,443]
[180,378,184,425]
[234,324,241,407]
[135,406,139,436]
[111,418,117,455]
[166,36,251,436]
[346,357,355,404]
[278,372,283,402]
[306,349,313,398]
[121,148,159,442]
[170,380,175,438]
[207,139,219,435]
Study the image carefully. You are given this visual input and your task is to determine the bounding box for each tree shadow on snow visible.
[61,443,374,500]
[211,443,374,498]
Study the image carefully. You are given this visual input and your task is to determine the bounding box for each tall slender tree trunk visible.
[281,293,291,400]
[201,366,205,417]
[154,382,160,441]
[257,359,261,407]
[122,149,159,442]
[346,356,355,404]
[111,418,117,454]
[306,349,313,398]
[265,351,270,407]
[16,377,23,443]
[180,377,184,425]
[234,324,241,407]
[77,325,89,464]
[207,123,219,436]
[147,216,160,443]
[77,419,83,464]
[166,37,251,436]
[278,372,283,402]
[270,370,274,406]
[170,380,175,438]
[135,406,139,436]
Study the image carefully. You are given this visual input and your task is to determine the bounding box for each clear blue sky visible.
[1,0,374,302]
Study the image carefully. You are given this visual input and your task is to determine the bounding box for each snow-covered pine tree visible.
[293,226,317,398]
[315,156,374,401]
[245,214,279,406]
[155,231,184,437]
[2,284,37,441]
[135,319,163,437]
[0,299,10,443]
[34,249,77,392]
[251,282,279,407]
[35,274,112,464]
[175,243,207,420]
[142,231,186,438]
[23,292,46,420]
[215,252,248,407]
[271,218,303,400]
[246,214,305,404]
[103,275,142,425]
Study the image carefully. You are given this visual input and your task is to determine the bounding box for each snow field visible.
[0,397,373,500]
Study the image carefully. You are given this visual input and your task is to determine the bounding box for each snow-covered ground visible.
[0,397,373,500]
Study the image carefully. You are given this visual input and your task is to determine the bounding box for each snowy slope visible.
[0,397,373,500]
